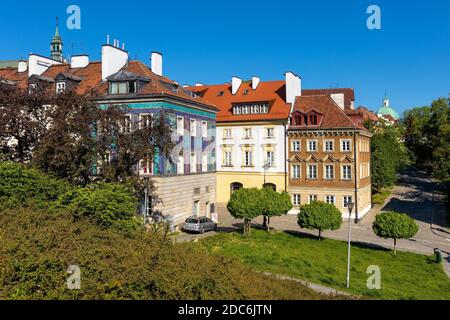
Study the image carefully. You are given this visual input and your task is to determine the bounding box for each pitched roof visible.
[190,80,290,122]
[0,67,28,89]
[292,95,366,130]
[302,88,354,110]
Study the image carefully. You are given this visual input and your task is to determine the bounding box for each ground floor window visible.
[325,195,336,205]
[263,183,276,191]
[292,194,301,206]
[343,196,353,207]
[230,182,243,194]
[308,194,318,204]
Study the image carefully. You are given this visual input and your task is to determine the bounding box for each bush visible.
[0,161,71,210]
[0,207,336,300]
[55,183,140,231]
[297,201,343,239]
[372,211,419,255]
[227,188,265,235]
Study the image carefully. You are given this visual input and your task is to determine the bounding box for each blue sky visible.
[1,0,449,114]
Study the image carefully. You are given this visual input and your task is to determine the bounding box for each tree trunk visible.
[263,216,267,229]
[318,229,322,240]
[267,216,271,231]
[393,238,397,256]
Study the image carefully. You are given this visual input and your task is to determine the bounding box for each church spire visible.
[50,17,63,61]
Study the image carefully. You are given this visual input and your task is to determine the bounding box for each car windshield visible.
[186,218,199,224]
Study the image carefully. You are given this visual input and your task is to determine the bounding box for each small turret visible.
[50,17,63,62]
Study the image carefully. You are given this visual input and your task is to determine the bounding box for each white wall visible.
[101,45,129,81]
[216,124,286,174]
[285,72,301,105]
[28,54,63,77]
[71,55,89,68]
[331,93,345,109]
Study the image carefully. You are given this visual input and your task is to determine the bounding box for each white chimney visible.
[195,83,204,87]
[71,55,89,69]
[285,71,302,105]
[101,44,129,81]
[151,51,163,76]
[231,76,242,95]
[251,76,260,90]
[28,54,63,77]
[18,60,28,73]
[331,93,345,110]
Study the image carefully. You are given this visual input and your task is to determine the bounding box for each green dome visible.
[377,106,400,120]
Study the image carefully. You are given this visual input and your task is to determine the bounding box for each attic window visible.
[56,82,66,93]
[243,89,249,95]
[109,81,137,94]
[232,103,269,115]
[217,91,224,97]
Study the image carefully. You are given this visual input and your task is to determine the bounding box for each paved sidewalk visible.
[216,168,450,278]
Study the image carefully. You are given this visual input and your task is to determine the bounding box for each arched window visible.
[262,183,276,191]
[230,182,243,194]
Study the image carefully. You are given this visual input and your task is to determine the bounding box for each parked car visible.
[182,216,217,234]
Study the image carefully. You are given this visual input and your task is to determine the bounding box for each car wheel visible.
[200,227,205,234]
[214,224,218,231]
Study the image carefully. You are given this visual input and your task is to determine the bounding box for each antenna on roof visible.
[106,35,110,45]
[122,43,125,50]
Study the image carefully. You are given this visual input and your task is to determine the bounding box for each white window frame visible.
[307,164,318,180]
[291,164,301,179]
[190,153,197,173]
[325,195,336,205]
[243,128,252,139]
[266,127,275,138]
[122,114,132,133]
[292,140,301,152]
[190,119,197,137]
[292,194,301,206]
[56,81,66,93]
[343,196,353,208]
[177,155,184,175]
[224,128,232,139]
[202,152,208,172]
[202,121,208,138]
[324,140,334,152]
[244,150,253,166]
[342,164,352,180]
[307,139,317,152]
[341,139,352,152]
[177,116,184,136]
[139,113,153,129]
[266,151,275,167]
[308,194,318,204]
[223,151,233,166]
[324,164,334,180]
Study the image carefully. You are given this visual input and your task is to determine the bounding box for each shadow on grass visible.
[283,230,392,253]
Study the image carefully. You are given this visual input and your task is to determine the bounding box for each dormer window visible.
[109,81,137,94]
[232,103,269,115]
[56,82,66,93]
[29,83,37,93]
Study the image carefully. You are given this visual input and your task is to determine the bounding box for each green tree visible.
[372,211,419,255]
[55,182,140,231]
[297,201,343,239]
[227,188,264,236]
[261,188,292,230]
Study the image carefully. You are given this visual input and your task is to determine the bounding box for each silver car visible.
[182,216,217,234]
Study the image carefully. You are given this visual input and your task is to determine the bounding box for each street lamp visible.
[262,161,271,230]
[346,202,354,288]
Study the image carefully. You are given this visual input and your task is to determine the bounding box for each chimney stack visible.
[101,44,129,81]
[151,51,163,76]
[231,76,242,95]
[71,55,89,69]
[285,71,302,105]
[18,60,28,73]
[251,76,260,90]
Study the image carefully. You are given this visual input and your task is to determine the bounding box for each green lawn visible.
[199,229,450,300]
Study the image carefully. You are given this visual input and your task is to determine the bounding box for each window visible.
[292,194,301,206]
[292,140,300,152]
[29,83,37,93]
[190,119,197,136]
[341,139,351,152]
[224,129,232,139]
[202,153,208,172]
[233,106,241,114]
[343,196,353,207]
[342,165,352,180]
[244,151,253,166]
[109,81,136,94]
[218,91,224,97]
[103,152,111,165]
[324,140,334,152]
[242,105,250,114]
[309,194,318,204]
[266,151,275,167]
[122,115,132,133]
[243,128,252,139]
[233,103,269,115]
[266,128,275,138]
[309,114,318,125]
[324,165,334,180]
[231,182,243,194]
[177,155,184,174]
[56,82,66,93]
[261,104,269,113]
[307,140,317,152]
[251,104,260,114]
[140,159,152,175]
[325,195,336,205]
[307,164,317,180]
[202,121,208,138]
[292,165,300,179]
[190,153,197,173]
[177,116,184,135]
[223,151,232,166]
[139,114,152,129]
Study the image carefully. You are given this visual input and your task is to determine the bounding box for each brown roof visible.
[302,88,354,110]
[0,67,28,89]
[190,81,290,122]
[292,95,366,130]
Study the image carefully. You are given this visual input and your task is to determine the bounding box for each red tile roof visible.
[0,67,28,89]
[302,88,354,110]
[292,95,367,131]
[190,81,290,122]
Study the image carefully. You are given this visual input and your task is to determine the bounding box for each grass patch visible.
[200,229,450,300]
[372,187,394,205]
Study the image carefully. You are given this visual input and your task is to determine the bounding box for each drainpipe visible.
[284,122,288,191]
[353,132,359,223]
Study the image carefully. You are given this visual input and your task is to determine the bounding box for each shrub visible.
[55,183,140,231]
[227,188,265,235]
[372,211,419,255]
[261,188,293,230]
[0,207,337,300]
[0,161,71,210]
[297,201,343,239]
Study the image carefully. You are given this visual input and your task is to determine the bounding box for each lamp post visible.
[262,161,270,229]
[346,202,354,288]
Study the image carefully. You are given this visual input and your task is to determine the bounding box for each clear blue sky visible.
[1,0,449,114]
